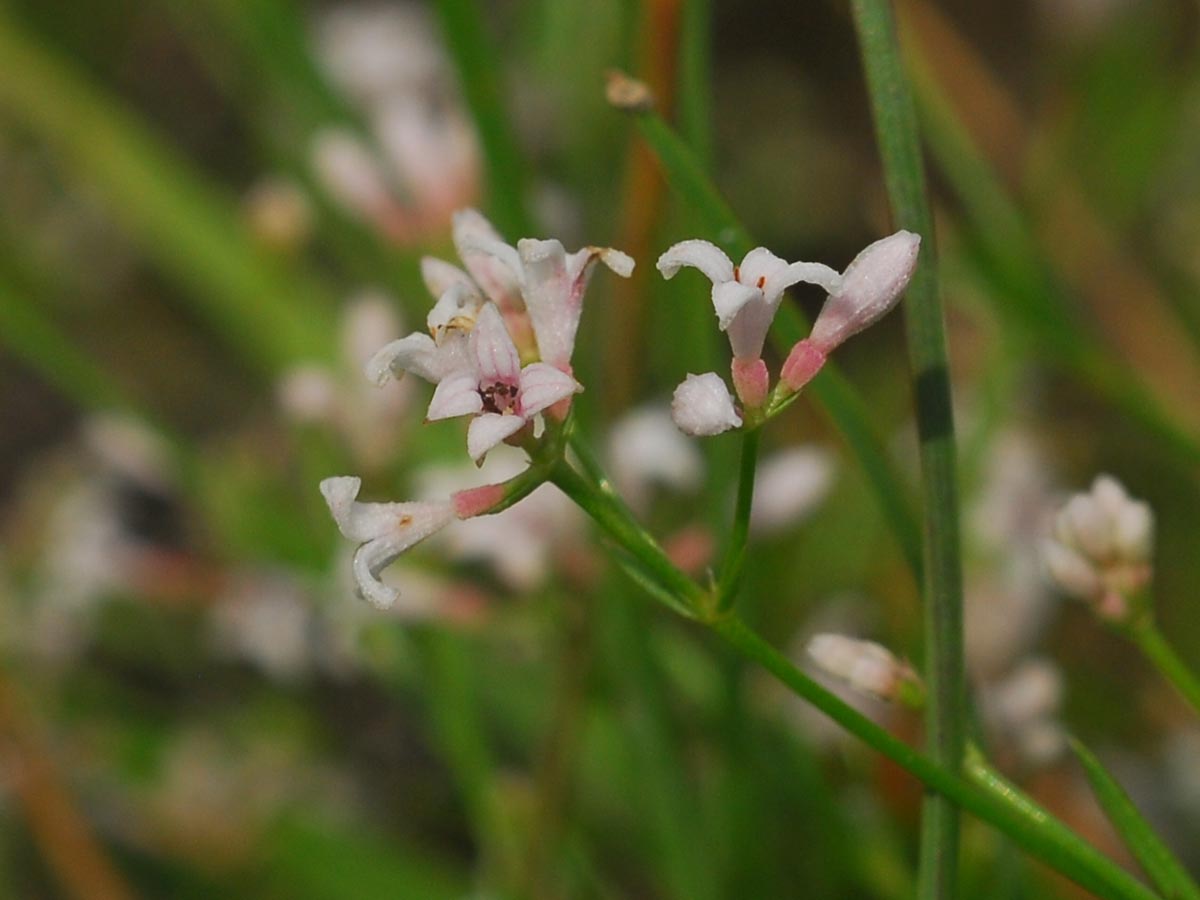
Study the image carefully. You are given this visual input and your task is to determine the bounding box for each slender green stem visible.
[716,428,760,609]
[1129,621,1200,714]
[433,0,532,237]
[552,430,1162,898]
[678,0,714,170]
[849,3,966,896]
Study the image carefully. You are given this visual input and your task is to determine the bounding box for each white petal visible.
[764,260,843,304]
[1113,500,1153,561]
[470,303,522,385]
[656,239,735,285]
[810,230,920,351]
[736,247,791,288]
[421,256,473,297]
[321,476,453,545]
[518,362,580,417]
[671,372,742,437]
[352,502,456,609]
[364,332,441,385]
[467,413,526,462]
[1062,494,1113,560]
[517,238,573,367]
[426,282,485,342]
[807,634,904,701]
[1042,538,1101,599]
[427,372,483,421]
[724,296,775,360]
[711,281,762,331]
[453,209,524,308]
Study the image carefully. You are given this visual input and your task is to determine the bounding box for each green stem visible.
[716,428,760,609]
[849,3,966,896]
[1130,621,1200,714]
[552,434,1157,899]
[433,0,532,237]
[678,0,714,170]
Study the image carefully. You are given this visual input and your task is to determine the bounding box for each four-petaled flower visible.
[427,304,581,461]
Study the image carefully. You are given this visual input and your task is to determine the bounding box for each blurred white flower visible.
[209,569,315,681]
[749,446,834,536]
[606,405,703,512]
[1042,474,1153,623]
[671,372,742,436]
[980,658,1067,768]
[806,633,922,705]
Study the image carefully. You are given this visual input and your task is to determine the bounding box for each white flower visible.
[749,447,835,536]
[806,633,921,704]
[425,304,581,461]
[671,372,742,437]
[607,405,704,511]
[320,476,455,609]
[657,240,840,361]
[1042,474,1153,622]
[980,658,1066,767]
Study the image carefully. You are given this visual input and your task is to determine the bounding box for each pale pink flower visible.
[425,304,581,461]
[671,372,742,437]
[806,633,922,706]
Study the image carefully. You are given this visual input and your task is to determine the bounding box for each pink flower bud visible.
[809,230,920,352]
[731,357,769,408]
[779,339,827,393]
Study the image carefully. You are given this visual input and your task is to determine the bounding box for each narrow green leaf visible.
[1071,738,1200,900]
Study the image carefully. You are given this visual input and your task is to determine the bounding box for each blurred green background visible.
[1,0,1199,897]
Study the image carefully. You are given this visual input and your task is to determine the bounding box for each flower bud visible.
[671,372,742,437]
[806,633,923,706]
[809,230,920,352]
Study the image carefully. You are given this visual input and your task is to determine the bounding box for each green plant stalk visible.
[0,12,336,374]
[554,452,1159,900]
[678,0,714,169]
[1129,620,1200,715]
[434,0,532,237]
[849,3,967,896]
[630,112,923,580]
[716,428,760,609]
[1070,738,1200,900]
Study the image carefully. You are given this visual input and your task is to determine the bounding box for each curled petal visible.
[453,209,524,308]
[519,362,581,418]
[671,372,742,437]
[657,239,734,285]
[711,281,761,332]
[365,332,441,385]
[467,413,526,462]
[427,372,484,421]
[421,256,473,298]
[470,304,522,385]
[352,504,456,609]
[321,476,454,544]
[766,260,843,304]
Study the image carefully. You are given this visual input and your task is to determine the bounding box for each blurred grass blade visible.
[678,0,714,168]
[848,1,966,896]
[0,11,336,374]
[1070,738,1200,900]
[434,0,532,236]
[907,51,1200,469]
[629,111,924,580]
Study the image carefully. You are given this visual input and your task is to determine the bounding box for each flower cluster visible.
[1042,474,1154,624]
[321,209,631,608]
[659,231,920,435]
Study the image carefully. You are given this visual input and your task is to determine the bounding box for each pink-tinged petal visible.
[810,231,920,351]
[731,357,769,408]
[350,501,457,609]
[656,239,735,285]
[426,282,484,342]
[452,208,524,309]
[427,372,484,421]
[518,362,581,417]
[780,339,828,392]
[763,260,842,305]
[453,483,506,519]
[671,372,742,437]
[467,413,526,462]
[517,238,572,367]
[421,256,473,297]
[736,247,790,288]
[711,281,761,331]
[364,332,440,385]
[470,303,521,385]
